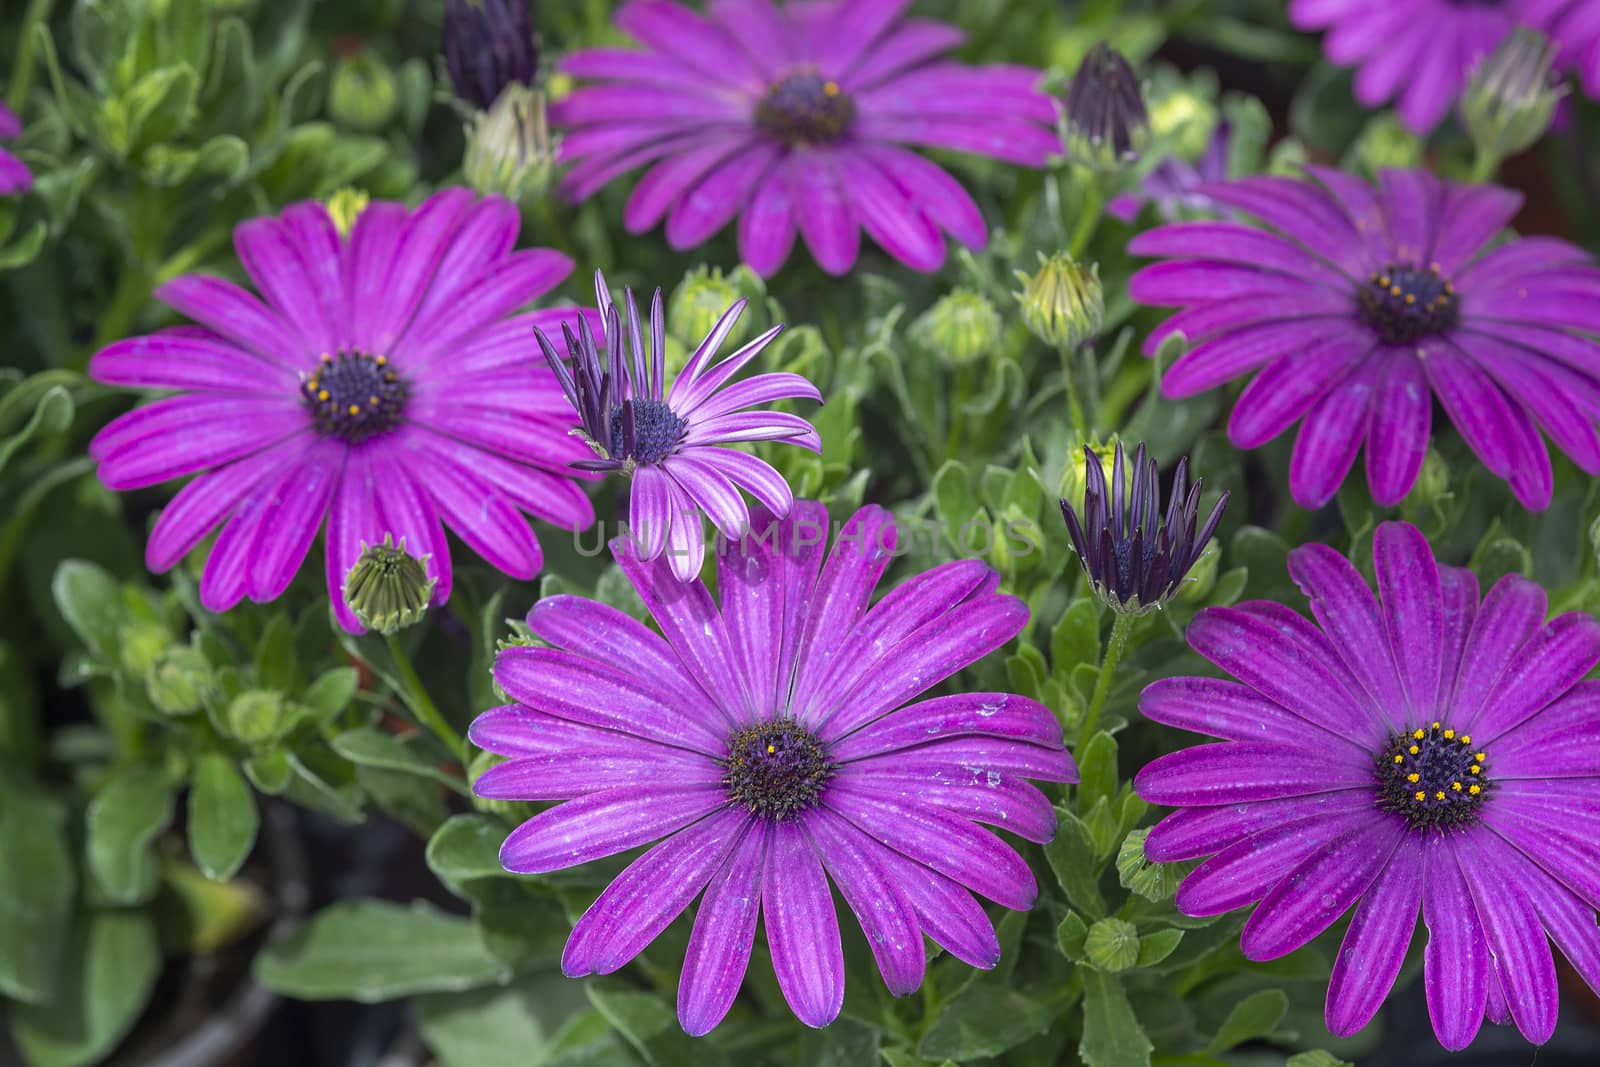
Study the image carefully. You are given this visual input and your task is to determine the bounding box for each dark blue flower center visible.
[1376,721,1490,831]
[607,399,686,466]
[755,70,855,146]
[722,718,833,820]
[1357,264,1459,345]
[301,350,408,443]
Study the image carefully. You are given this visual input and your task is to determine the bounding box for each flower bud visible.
[1015,253,1103,351]
[328,53,399,132]
[227,689,288,744]
[1351,113,1424,176]
[326,187,370,238]
[1059,42,1148,172]
[444,0,538,112]
[467,749,534,818]
[1175,537,1220,604]
[146,645,212,716]
[464,84,553,202]
[668,265,765,351]
[1085,917,1141,972]
[1148,84,1218,162]
[118,620,171,676]
[342,534,436,635]
[1058,437,1120,512]
[1401,447,1452,521]
[914,288,1002,366]
[1461,27,1564,164]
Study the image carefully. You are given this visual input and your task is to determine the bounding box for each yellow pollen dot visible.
[1435,791,1446,801]
[1390,285,1403,296]
[1394,754,1405,764]
[1414,791,1426,801]
[1443,729,1455,739]
[1470,765,1481,774]
[1409,745,1420,755]
[1408,773,1420,783]
[1378,275,1390,286]
[347,404,361,416]
[1430,261,1442,273]
[766,744,775,753]
[1452,781,1463,791]
[823,80,840,96]
[1469,784,1481,795]
[1461,735,1471,744]
[308,378,319,390]
[317,389,330,401]
[368,395,379,406]
[375,355,387,366]
[1405,294,1417,305]
[1475,752,1486,762]
[1432,721,1441,729]
[320,353,332,363]
[1414,729,1426,740]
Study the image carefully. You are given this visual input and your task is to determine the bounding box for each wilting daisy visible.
[536,270,820,582]
[471,502,1076,1034]
[551,0,1058,275]
[1129,166,1600,510]
[1059,441,1229,616]
[0,103,31,196]
[89,189,598,631]
[1136,521,1600,1050]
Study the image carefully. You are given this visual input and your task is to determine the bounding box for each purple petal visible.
[1138,674,1368,749]
[839,762,1057,843]
[1456,833,1559,1044]
[244,438,342,601]
[1197,175,1371,276]
[1374,521,1445,721]
[370,459,453,606]
[791,152,860,275]
[834,692,1064,753]
[843,20,967,89]
[1431,183,1523,274]
[1130,262,1332,307]
[626,137,748,234]
[805,808,924,996]
[1145,791,1368,863]
[615,0,766,89]
[1172,808,1380,916]
[154,275,305,366]
[665,452,752,539]
[1227,334,1369,447]
[1129,223,1352,287]
[704,449,795,517]
[1422,836,1488,1051]
[1485,681,1600,779]
[762,819,844,1028]
[716,504,796,717]
[832,149,946,271]
[1512,839,1600,1000]
[873,844,1000,969]
[1239,818,1404,960]
[1288,353,1379,509]
[1135,741,1372,807]
[839,735,1074,783]
[528,595,710,712]
[1143,290,1352,355]
[90,330,294,392]
[1465,613,1600,742]
[1285,544,1408,728]
[92,396,306,490]
[1326,838,1424,1036]
[562,809,745,976]
[1447,574,1547,725]
[1163,321,1357,400]
[853,113,1058,167]
[498,784,726,873]
[790,505,898,718]
[667,144,782,249]
[738,162,798,276]
[401,438,544,579]
[814,0,913,73]
[473,743,719,800]
[397,248,574,364]
[856,144,987,248]
[144,439,312,571]
[629,464,673,561]
[1365,349,1431,504]
[323,448,378,632]
[679,820,767,1036]
[825,779,1037,909]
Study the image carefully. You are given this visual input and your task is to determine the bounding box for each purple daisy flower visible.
[536,269,820,582]
[550,0,1058,276]
[1128,166,1600,511]
[1135,521,1600,1050]
[1288,0,1520,132]
[1525,0,1600,96]
[1107,120,1232,224]
[89,188,599,631]
[0,103,32,196]
[470,501,1077,1034]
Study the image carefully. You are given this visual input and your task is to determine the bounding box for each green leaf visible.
[122,64,200,150]
[802,1017,880,1066]
[1076,731,1118,812]
[84,766,174,905]
[1051,598,1100,674]
[187,753,259,881]
[9,910,161,1067]
[916,985,1062,1061]
[1045,807,1105,918]
[0,386,73,475]
[932,459,975,533]
[254,900,511,1001]
[1135,929,1183,968]
[51,560,123,663]
[0,786,76,1002]
[300,667,358,725]
[1204,988,1289,1054]
[416,972,587,1067]
[1057,912,1088,962]
[243,748,292,794]
[588,983,719,1067]
[254,612,296,692]
[1286,1052,1354,1067]
[1079,969,1152,1067]
[331,727,470,795]
[0,220,46,270]
[427,813,513,886]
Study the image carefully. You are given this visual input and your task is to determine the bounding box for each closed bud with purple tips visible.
[1059,441,1229,616]
[1060,42,1148,172]
[443,0,538,112]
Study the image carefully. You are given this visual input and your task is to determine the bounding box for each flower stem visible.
[1469,146,1502,184]
[1059,342,1089,439]
[5,0,54,110]
[384,633,466,761]
[1066,172,1103,258]
[1079,612,1135,751]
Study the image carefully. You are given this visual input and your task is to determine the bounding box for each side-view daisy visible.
[536,270,820,582]
[470,501,1076,1034]
[89,188,598,631]
[1135,521,1600,1050]
[551,0,1058,275]
[1129,166,1600,510]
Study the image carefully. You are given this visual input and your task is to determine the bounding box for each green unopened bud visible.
[1148,86,1218,161]
[227,689,287,744]
[146,645,211,716]
[329,53,399,132]
[1060,42,1148,172]
[1401,447,1452,522]
[1015,253,1103,351]
[464,84,554,202]
[343,535,436,635]
[1351,113,1424,177]
[914,288,1002,366]
[1175,537,1219,604]
[1059,437,1120,511]
[1085,917,1141,972]
[326,187,369,238]
[118,620,170,676]
[467,749,533,818]
[668,264,764,352]
[1461,28,1564,164]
